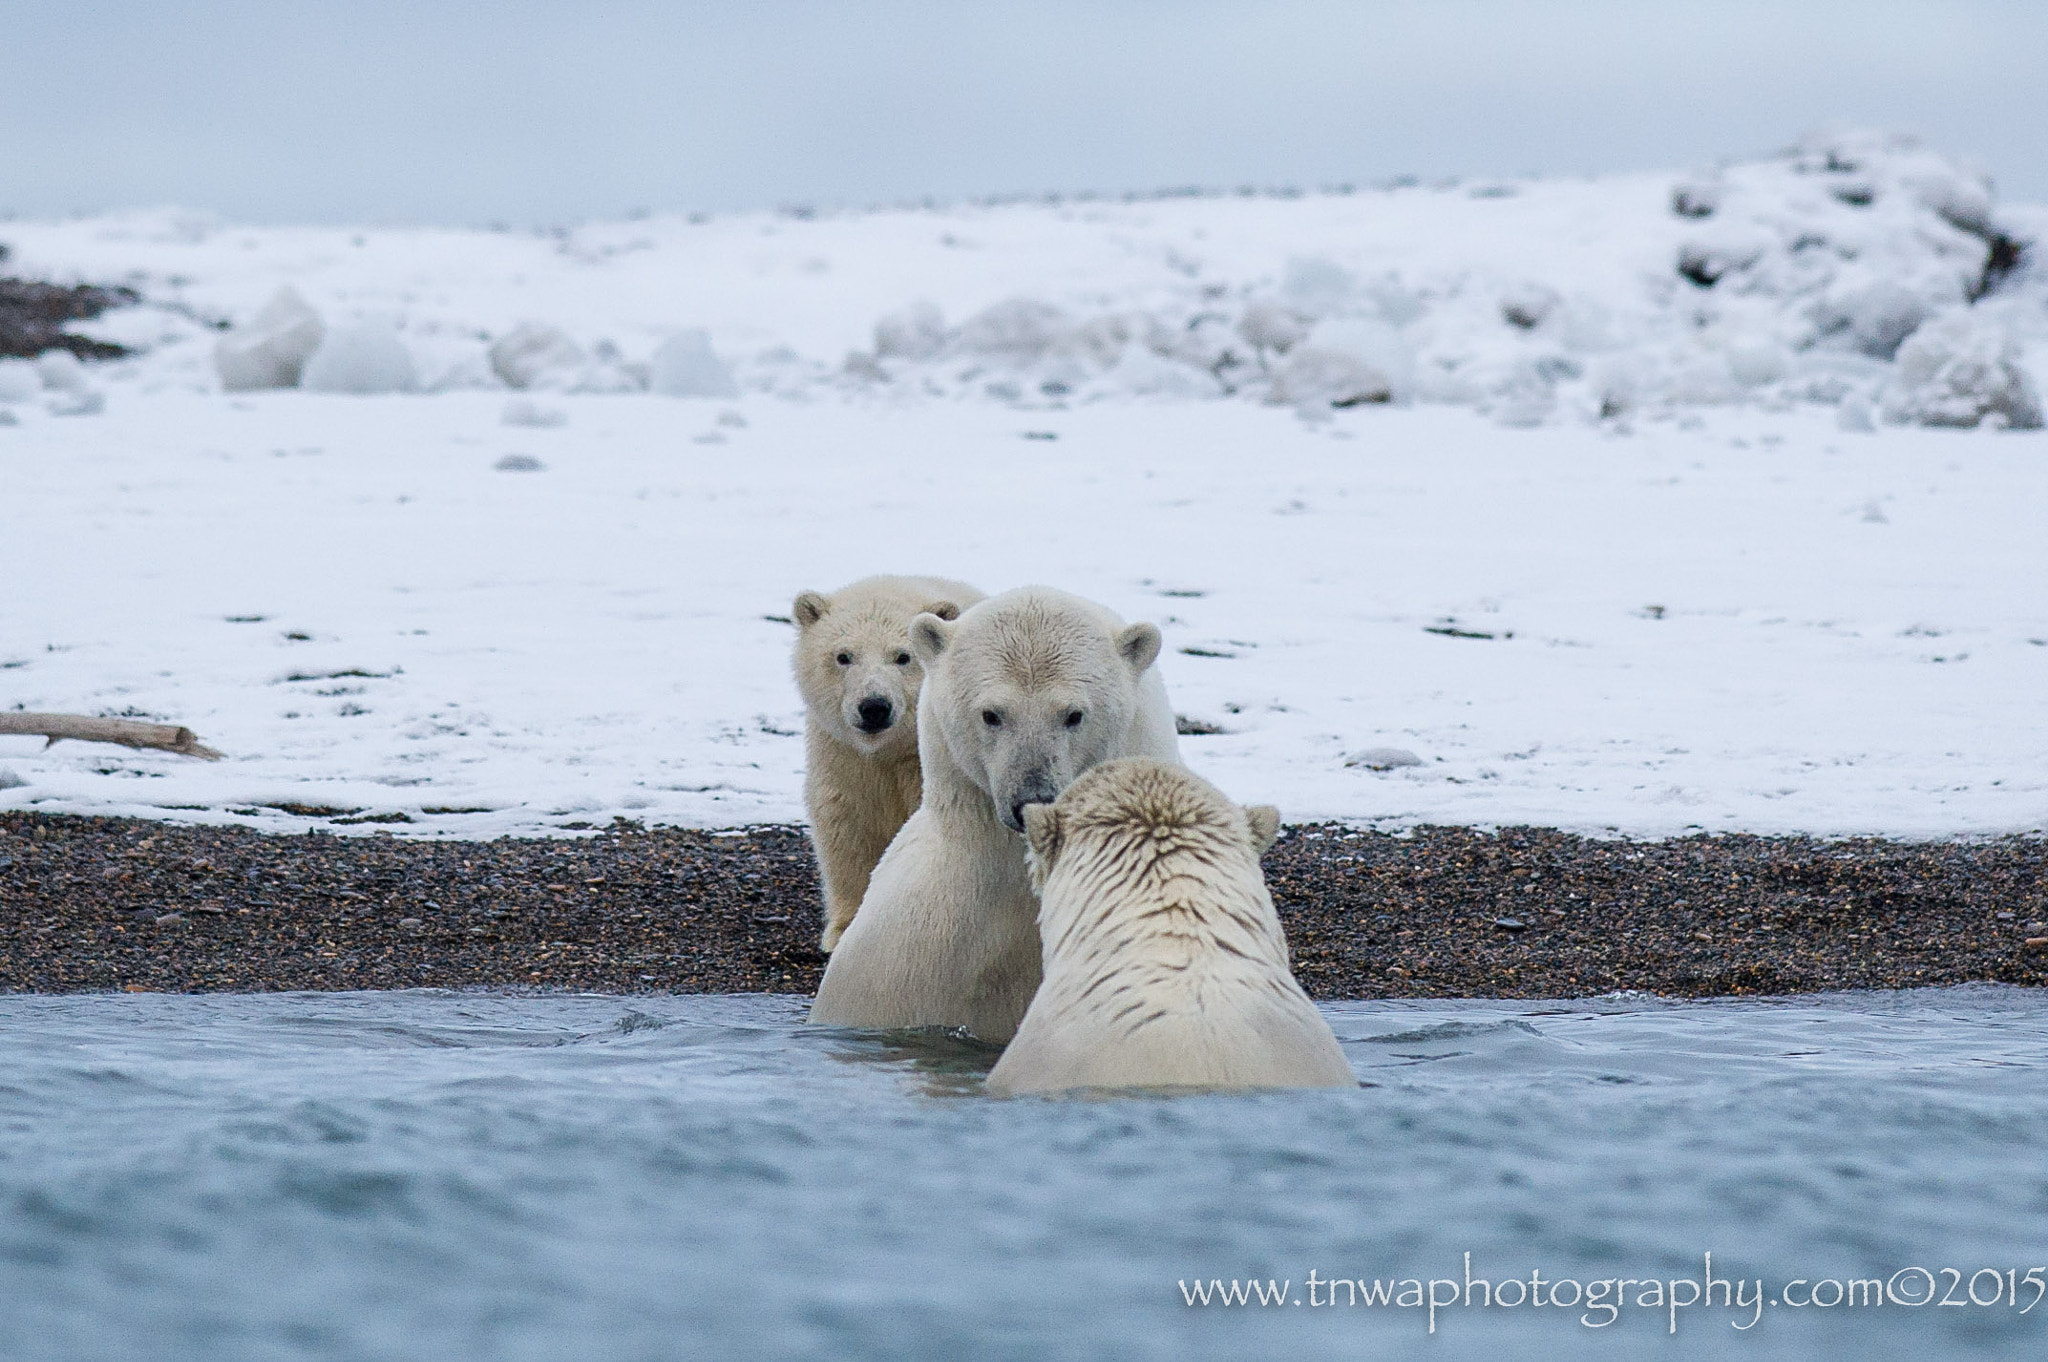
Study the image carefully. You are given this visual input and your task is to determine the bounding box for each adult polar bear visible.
[810,587,1181,1041]
[987,759,1354,1095]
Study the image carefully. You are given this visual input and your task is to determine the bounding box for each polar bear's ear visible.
[908,612,954,663]
[1115,622,1162,673]
[792,591,830,628]
[1245,805,1281,855]
[1022,802,1064,871]
[925,599,964,622]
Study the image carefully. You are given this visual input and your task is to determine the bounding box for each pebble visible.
[2,812,2044,999]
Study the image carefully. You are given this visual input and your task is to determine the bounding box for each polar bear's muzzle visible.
[1000,768,1061,834]
[853,696,895,734]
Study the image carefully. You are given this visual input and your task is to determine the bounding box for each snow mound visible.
[649,330,738,398]
[300,318,419,395]
[214,287,325,391]
[488,322,583,390]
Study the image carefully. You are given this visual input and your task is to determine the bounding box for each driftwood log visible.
[0,713,223,760]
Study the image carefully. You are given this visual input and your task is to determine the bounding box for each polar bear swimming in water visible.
[986,758,1354,1095]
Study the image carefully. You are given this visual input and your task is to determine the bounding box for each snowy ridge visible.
[3,130,2043,430]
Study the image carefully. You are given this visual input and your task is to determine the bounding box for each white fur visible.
[792,575,982,952]
[986,759,1354,1095]
[809,587,1182,1041]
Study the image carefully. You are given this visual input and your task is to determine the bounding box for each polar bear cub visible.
[792,575,983,951]
[810,587,1182,1041]
[986,759,1354,1095]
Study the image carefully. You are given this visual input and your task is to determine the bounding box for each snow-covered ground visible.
[3,131,2044,839]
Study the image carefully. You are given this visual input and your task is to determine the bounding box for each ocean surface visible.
[1,987,2044,1360]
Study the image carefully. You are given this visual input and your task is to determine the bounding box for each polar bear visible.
[986,759,1354,1095]
[809,587,1182,1041]
[793,575,984,952]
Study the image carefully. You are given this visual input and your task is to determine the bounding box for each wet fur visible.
[987,759,1354,1094]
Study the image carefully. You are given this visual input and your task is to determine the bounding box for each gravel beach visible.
[3,812,2043,998]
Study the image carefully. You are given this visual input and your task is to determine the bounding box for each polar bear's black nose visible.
[855,698,894,732]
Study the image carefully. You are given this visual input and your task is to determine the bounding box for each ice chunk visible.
[1880,312,2043,429]
[1345,747,1422,771]
[214,287,325,391]
[1269,318,1413,408]
[1819,282,1929,360]
[874,302,946,360]
[1106,346,1221,398]
[1487,362,1557,428]
[955,299,1066,361]
[1837,395,1876,432]
[1238,301,1308,353]
[0,767,26,790]
[301,318,419,395]
[649,330,738,398]
[489,323,584,391]
[0,359,40,404]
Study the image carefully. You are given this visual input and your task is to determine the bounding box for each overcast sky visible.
[6,1,2043,225]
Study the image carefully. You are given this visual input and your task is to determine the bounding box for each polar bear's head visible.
[793,579,970,755]
[1021,758,1280,893]
[911,587,1166,833]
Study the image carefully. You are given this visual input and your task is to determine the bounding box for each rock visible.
[1493,917,1527,932]
[1500,283,1561,330]
[301,318,418,394]
[488,322,584,390]
[214,287,326,391]
[2026,938,2048,951]
[493,454,545,472]
[1345,747,1423,771]
[873,301,946,360]
[649,330,738,398]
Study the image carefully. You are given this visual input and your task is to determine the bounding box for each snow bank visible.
[5,128,2040,432]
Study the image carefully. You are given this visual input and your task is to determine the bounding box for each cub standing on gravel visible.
[792,575,983,952]
[986,759,1355,1095]
[811,586,1182,1041]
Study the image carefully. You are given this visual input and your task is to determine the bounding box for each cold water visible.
[2,987,2044,1360]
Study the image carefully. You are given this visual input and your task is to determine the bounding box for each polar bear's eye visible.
[1064,710,1085,728]
[893,652,911,666]
[981,709,1002,727]
[835,651,853,666]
